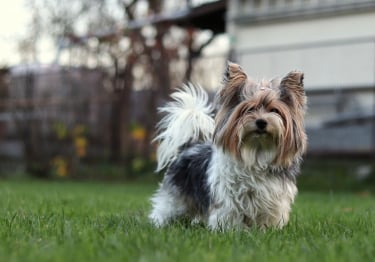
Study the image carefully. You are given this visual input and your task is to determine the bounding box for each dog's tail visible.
[154,83,214,172]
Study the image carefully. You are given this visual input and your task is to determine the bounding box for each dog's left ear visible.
[280,71,306,108]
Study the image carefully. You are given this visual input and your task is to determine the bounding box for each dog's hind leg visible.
[148,185,188,227]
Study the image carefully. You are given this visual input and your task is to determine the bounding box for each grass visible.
[0,180,374,262]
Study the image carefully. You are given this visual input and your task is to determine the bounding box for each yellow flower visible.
[131,127,146,141]
[74,137,87,158]
[51,157,68,177]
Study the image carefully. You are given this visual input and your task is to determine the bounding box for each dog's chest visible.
[209,150,296,213]
[231,170,284,207]
[215,165,294,210]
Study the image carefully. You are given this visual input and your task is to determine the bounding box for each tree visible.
[18,0,223,176]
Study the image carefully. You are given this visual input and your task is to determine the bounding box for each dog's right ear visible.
[217,61,248,108]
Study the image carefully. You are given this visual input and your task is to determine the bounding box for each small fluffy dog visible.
[149,62,307,230]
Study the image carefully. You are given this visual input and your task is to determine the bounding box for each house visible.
[227,0,375,155]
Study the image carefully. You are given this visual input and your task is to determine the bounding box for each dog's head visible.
[213,62,307,168]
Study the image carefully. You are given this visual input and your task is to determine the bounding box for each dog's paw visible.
[148,212,168,228]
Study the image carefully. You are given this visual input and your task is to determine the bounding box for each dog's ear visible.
[280,71,306,109]
[213,62,245,155]
[223,61,247,84]
[218,61,248,108]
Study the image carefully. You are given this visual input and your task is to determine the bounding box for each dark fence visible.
[0,65,160,177]
[0,60,374,177]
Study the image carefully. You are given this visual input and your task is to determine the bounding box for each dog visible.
[149,62,307,230]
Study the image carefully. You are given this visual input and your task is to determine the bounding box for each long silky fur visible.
[149,63,307,231]
[154,83,214,171]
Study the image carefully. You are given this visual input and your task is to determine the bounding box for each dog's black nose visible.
[256,119,267,130]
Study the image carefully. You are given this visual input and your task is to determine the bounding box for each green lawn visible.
[0,180,374,262]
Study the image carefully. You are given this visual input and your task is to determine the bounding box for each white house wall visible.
[231,11,375,89]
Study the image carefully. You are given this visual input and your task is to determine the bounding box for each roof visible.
[127,0,227,34]
[64,0,227,46]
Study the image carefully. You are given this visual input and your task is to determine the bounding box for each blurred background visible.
[0,0,374,190]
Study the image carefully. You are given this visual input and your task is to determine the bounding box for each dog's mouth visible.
[254,129,268,135]
[240,131,276,155]
[242,129,272,142]
[239,124,277,149]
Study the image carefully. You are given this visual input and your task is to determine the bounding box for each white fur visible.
[149,85,298,230]
[207,148,297,230]
[154,83,214,171]
[149,184,188,227]
[149,147,297,229]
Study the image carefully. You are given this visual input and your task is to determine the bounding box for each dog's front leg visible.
[207,204,243,231]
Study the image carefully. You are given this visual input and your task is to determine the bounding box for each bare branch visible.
[120,0,138,20]
[193,34,216,57]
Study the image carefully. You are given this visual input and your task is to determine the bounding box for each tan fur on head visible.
[214,62,307,168]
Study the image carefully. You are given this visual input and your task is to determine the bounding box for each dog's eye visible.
[246,107,255,113]
[270,108,280,114]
